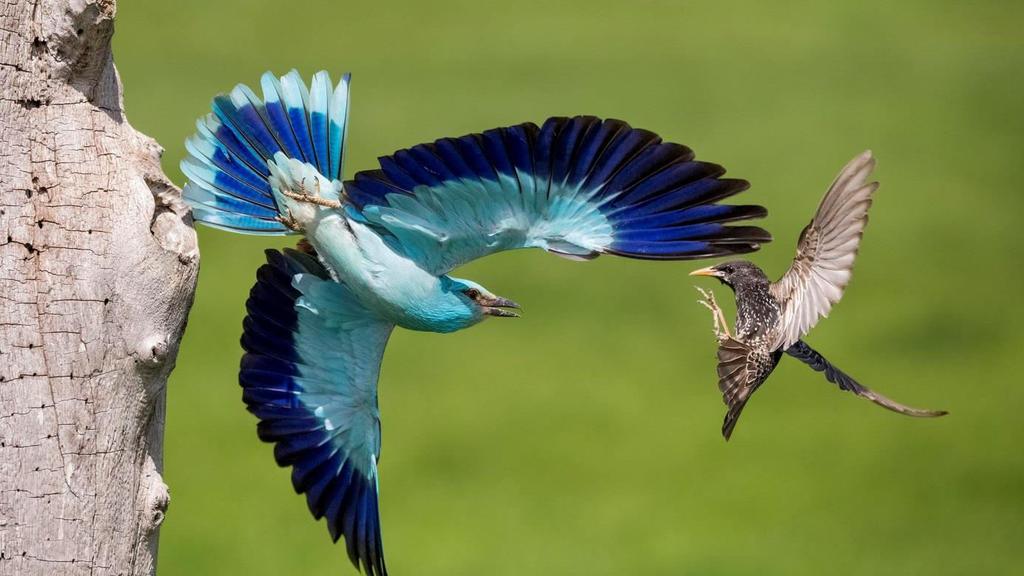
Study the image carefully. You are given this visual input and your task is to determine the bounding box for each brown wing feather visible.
[716,337,779,440]
[770,151,879,350]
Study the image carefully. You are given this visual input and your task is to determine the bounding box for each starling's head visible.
[689,261,768,289]
[436,277,520,330]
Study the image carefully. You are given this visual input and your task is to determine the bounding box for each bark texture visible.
[0,1,198,574]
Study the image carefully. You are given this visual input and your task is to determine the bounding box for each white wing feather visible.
[770,151,879,350]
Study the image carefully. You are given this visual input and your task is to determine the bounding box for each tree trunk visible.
[0,1,197,574]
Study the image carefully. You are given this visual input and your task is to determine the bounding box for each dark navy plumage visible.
[181,70,775,574]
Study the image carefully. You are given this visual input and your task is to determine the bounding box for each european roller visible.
[182,70,772,575]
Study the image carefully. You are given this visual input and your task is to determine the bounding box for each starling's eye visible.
[464,288,481,300]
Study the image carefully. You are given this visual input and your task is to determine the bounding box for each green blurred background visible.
[114,1,1022,574]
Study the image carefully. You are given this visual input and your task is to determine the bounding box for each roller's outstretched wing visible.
[347,116,772,275]
[770,151,878,350]
[241,249,393,575]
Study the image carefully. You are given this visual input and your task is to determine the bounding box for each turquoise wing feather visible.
[241,249,393,576]
[347,116,771,275]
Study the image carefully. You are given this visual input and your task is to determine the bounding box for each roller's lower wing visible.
[347,116,771,275]
[241,249,393,576]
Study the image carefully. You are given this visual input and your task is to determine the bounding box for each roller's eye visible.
[464,288,481,299]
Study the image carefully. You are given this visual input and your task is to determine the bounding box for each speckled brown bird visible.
[690,151,947,440]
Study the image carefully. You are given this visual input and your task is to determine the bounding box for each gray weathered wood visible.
[0,1,198,574]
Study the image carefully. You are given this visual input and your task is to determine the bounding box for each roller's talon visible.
[282,190,342,209]
[275,210,303,232]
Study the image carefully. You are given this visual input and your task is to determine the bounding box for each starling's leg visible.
[696,287,733,340]
[696,291,722,336]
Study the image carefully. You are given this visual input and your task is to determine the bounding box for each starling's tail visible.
[181,70,350,234]
[722,397,750,440]
[786,340,947,417]
[717,337,756,440]
[716,337,782,440]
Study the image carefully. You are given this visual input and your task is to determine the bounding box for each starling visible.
[689,151,947,440]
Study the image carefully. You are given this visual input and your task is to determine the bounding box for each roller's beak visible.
[480,296,521,318]
[689,266,722,278]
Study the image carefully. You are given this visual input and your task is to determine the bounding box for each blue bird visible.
[182,70,772,575]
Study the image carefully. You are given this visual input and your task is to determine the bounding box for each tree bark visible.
[0,1,197,574]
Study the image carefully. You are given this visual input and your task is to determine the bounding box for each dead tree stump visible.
[0,1,198,574]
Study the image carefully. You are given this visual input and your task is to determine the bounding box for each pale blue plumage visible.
[357,169,615,274]
[328,73,351,179]
[280,70,318,167]
[182,70,772,576]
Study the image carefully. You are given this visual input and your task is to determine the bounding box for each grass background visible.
[113,1,1023,574]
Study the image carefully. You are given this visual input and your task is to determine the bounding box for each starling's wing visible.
[786,340,947,417]
[346,116,771,275]
[716,337,781,440]
[769,151,878,350]
[241,249,394,576]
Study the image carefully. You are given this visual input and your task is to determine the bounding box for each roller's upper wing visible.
[241,249,392,576]
[346,116,771,275]
[769,151,878,350]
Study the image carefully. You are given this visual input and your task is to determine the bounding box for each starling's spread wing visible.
[769,151,878,350]
[241,249,393,576]
[716,337,781,440]
[786,340,947,417]
[346,116,771,275]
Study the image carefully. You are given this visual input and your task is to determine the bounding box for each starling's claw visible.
[695,286,732,341]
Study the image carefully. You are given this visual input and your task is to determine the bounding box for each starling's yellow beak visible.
[689,266,722,278]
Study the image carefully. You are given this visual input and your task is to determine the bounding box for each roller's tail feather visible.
[786,340,947,417]
[182,70,351,235]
